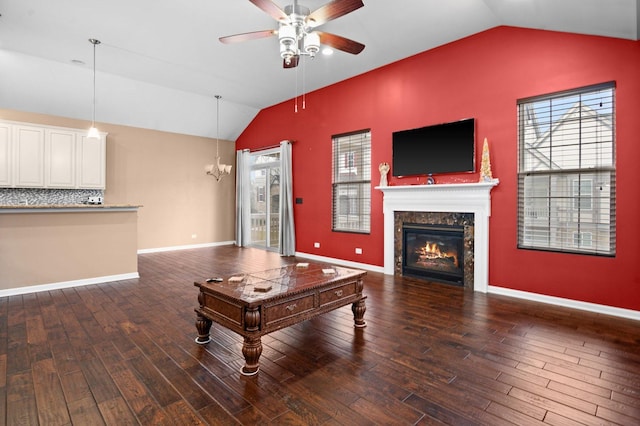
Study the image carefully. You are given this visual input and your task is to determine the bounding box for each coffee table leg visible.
[352,298,366,328]
[240,305,262,375]
[194,312,212,344]
[241,336,262,376]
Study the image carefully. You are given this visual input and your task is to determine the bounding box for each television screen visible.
[392,118,475,177]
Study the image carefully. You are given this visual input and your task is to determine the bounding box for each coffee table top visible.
[195,262,366,304]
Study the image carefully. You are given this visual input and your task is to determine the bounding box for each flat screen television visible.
[392,118,475,177]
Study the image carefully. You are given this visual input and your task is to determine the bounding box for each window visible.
[332,130,371,233]
[517,82,615,256]
[572,179,592,210]
[573,232,593,248]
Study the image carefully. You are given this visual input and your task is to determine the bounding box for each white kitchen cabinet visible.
[45,128,77,188]
[0,122,11,187]
[77,133,106,189]
[14,125,45,187]
[0,120,107,189]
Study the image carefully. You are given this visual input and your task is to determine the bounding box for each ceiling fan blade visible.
[283,55,300,68]
[219,30,276,44]
[317,31,365,54]
[249,0,288,22]
[307,0,364,27]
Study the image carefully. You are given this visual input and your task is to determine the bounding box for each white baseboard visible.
[295,251,385,273]
[0,272,140,297]
[138,241,235,254]
[296,252,639,320]
[140,246,638,321]
[488,285,640,321]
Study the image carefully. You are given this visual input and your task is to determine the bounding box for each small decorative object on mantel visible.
[378,162,390,187]
[479,137,493,182]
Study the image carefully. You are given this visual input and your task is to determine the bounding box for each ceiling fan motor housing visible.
[284,4,311,21]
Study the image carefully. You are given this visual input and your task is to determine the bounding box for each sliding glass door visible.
[248,149,281,251]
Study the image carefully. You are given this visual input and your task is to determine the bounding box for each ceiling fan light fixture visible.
[280,44,296,64]
[304,31,320,57]
[279,23,298,63]
[278,24,296,46]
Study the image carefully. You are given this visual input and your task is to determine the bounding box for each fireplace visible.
[403,223,465,286]
[377,180,499,293]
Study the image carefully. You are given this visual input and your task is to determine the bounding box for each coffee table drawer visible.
[202,294,243,327]
[264,294,315,326]
[319,282,357,306]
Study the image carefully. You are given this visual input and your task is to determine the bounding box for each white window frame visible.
[332,130,371,233]
[517,82,615,256]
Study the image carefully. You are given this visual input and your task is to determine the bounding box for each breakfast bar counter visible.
[0,204,140,213]
[0,204,141,294]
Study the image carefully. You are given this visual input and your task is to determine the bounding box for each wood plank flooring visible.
[1,245,640,425]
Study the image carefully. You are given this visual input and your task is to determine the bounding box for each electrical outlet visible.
[355,248,362,254]
[191,234,197,239]
[314,242,320,248]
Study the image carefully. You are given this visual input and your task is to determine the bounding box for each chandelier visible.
[205,95,233,181]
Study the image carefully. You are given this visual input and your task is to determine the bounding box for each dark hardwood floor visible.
[1,246,640,425]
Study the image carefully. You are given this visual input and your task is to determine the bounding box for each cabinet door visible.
[77,133,106,189]
[0,123,11,187]
[14,125,45,187]
[45,129,76,188]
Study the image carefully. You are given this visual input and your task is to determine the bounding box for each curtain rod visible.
[247,140,295,153]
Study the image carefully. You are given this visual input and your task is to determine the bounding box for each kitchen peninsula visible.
[0,204,140,295]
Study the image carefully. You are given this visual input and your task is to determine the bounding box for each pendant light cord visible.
[89,39,101,128]
[92,42,96,126]
[215,95,221,157]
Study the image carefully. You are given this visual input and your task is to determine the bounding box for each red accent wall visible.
[236,26,640,311]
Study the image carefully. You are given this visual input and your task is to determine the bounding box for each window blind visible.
[517,82,616,256]
[332,130,371,233]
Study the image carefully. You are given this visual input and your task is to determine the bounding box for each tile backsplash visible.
[0,188,104,206]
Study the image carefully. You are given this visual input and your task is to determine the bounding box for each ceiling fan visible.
[219,0,365,68]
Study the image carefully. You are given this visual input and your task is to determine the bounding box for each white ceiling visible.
[0,0,637,140]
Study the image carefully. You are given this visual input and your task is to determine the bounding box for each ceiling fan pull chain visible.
[294,61,299,113]
[302,56,306,110]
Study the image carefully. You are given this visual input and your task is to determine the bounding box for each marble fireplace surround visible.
[377,180,499,293]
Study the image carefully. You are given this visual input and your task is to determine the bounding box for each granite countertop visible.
[0,204,141,212]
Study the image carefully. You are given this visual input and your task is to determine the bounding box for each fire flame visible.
[419,242,459,267]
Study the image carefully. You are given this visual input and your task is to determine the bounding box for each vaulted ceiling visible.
[0,0,637,139]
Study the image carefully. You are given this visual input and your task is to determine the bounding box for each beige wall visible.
[0,109,236,250]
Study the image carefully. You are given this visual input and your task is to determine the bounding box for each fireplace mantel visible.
[377,180,499,292]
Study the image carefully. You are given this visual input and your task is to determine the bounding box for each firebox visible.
[402,223,465,286]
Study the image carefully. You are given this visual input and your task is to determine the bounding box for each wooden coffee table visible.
[194,262,367,375]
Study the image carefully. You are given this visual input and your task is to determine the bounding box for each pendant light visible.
[87,38,101,139]
[205,95,233,181]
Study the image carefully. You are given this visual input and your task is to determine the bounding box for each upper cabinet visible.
[0,122,11,187]
[45,128,76,188]
[77,133,106,189]
[14,125,45,187]
[0,120,107,189]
